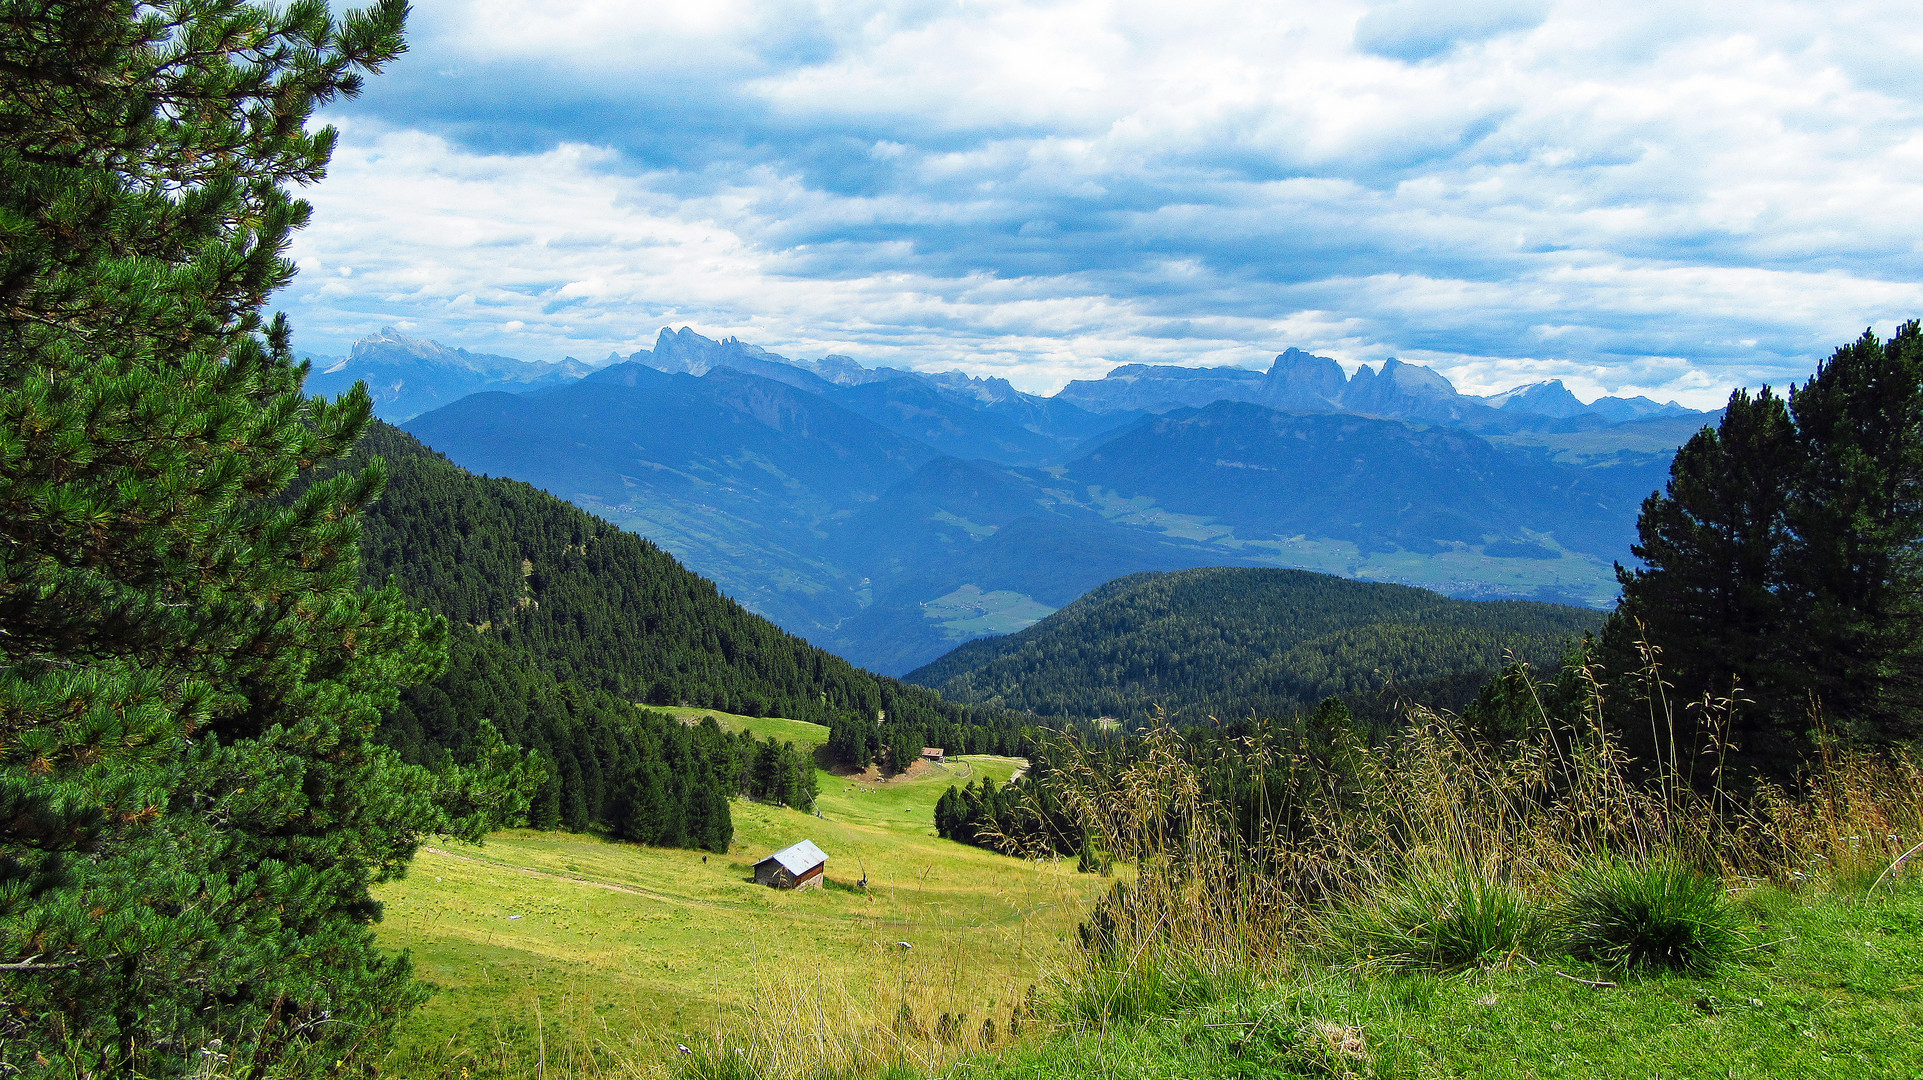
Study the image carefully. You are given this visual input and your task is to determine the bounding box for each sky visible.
[284,0,1923,407]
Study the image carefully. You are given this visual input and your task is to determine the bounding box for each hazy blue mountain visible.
[402,363,938,644]
[821,379,1075,465]
[392,328,1704,674]
[1481,379,1693,423]
[1056,351,1486,420]
[1481,379,1590,418]
[1064,401,1661,561]
[1256,347,1349,411]
[1578,393,1698,423]
[904,566,1606,724]
[1058,349,1705,427]
[303,327,601,421]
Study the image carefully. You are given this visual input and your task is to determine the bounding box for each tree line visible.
[342,422,1050,779]
[933,768,1079,859]
[906,566,1603,725]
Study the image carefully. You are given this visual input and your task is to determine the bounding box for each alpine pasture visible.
[376,711,1095,1077]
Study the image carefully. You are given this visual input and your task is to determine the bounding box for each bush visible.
[1557,859,1743,973]
[1331,865,1541,971]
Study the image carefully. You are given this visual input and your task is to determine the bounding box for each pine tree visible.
[1612,325,1923,778]
[1611,386,1800,773]
[1783,324,1923,743]
[0,2,528,1071]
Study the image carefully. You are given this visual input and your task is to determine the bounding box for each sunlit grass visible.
[375,754,1100,1078]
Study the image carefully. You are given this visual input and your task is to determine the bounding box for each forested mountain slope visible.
[906,567,1604,724]
[330,423,1047,837]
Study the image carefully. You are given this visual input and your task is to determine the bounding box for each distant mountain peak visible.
[1062,346,1709,427]
[1479,378,1700,423]
[1482,379,1588,418]
[306,328,606,421]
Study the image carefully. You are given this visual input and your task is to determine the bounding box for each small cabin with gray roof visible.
[754,839,828,889]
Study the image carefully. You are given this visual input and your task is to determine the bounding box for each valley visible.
[375,728,1103,1078]
[384,327,1696,673]
[17,11,1922,1080]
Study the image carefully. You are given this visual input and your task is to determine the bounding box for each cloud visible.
[1354,0,1550,63]
[287,0,1923,408]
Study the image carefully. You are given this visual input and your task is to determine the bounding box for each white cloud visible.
[290,0,1923,407]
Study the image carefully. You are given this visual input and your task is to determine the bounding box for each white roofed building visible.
[753,839,827,889]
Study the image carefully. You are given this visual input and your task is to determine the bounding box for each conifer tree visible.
[1782,324,1923,742]
[0,2,529,1071]
[1611,386,1800,770]
[1612,325,1923,778]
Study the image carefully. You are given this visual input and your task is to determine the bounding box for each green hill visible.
[905,567,1606,724]
[327,423,1047,844]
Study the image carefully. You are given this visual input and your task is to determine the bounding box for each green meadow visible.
[652,706,835,752]
[964,880,1923,1080]
[375,723,1096,1078]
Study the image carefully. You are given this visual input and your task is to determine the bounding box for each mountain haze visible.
[1059,347,1697,426]
[303,326,604,420]
[368,326,1707,672]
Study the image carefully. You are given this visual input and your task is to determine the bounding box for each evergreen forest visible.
[907,567,1604,725]
[331,423,1045,824]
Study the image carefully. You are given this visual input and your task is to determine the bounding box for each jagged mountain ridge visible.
[303,326,607,421]
[316,323,1701,434]
[298,322,1712,673]
[395,348,1685,673]
[1057,347,1697,426]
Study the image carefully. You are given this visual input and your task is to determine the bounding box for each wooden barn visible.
[920,747,945,764]
[754,839,827,889]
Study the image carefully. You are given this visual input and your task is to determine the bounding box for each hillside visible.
[375,752,1102,1077]
[401,340,1679,672]
[331,423,1047,838]
[906,567,1605,723]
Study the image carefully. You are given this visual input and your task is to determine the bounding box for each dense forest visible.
[907,567,1604,724]
[337,423,1046,811]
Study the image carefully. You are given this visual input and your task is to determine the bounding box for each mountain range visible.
[304,326,1711,674]
[1058,347,1693,427]
[303,327,607,421]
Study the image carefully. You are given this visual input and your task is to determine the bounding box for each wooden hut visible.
[920,747,945,764]
[754,839,827,889]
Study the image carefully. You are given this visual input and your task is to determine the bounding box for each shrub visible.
[1331,865,1541,971]
[1557,859,1743,973]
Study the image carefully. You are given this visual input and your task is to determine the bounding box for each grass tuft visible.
[1558,859,1743,973]
[1329,864,1542,972]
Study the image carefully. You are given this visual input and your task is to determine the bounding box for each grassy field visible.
[375,744,1099,1078]
[962,879,1923,1079]
[652,706,831,750]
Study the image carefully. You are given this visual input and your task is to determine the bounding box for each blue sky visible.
[284,0,1923,407]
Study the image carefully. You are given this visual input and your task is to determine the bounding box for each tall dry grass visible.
[675,941,1044,1080]
[657,649,1923,1075]
[1034,648,1923,1023]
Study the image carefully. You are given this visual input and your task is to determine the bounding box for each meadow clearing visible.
[376,710,1102,1077]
